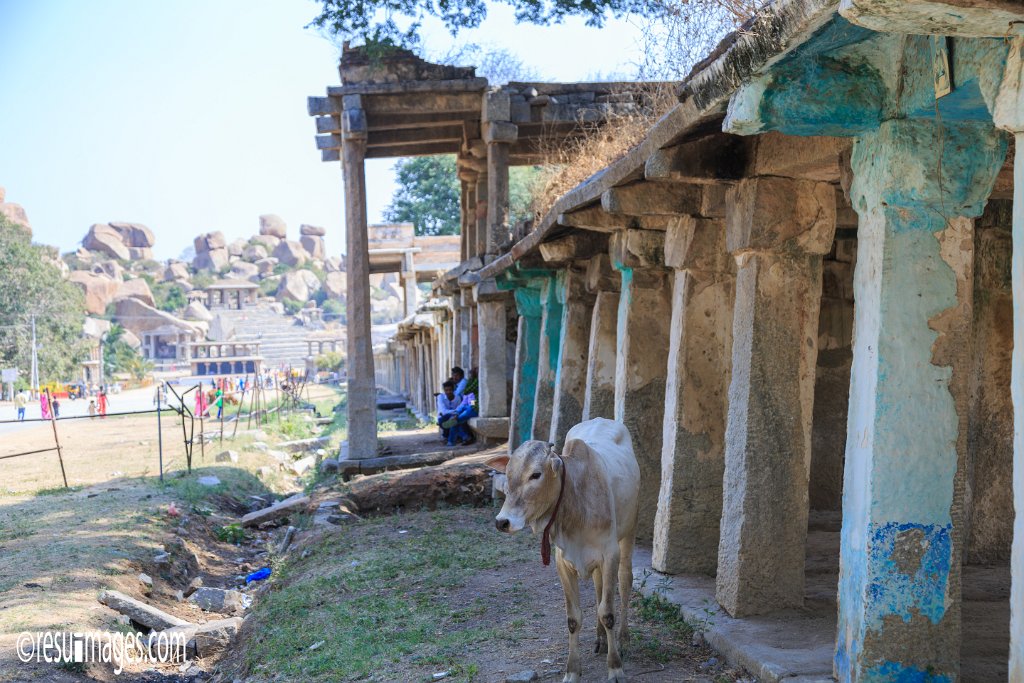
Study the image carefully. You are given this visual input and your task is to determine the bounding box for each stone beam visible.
[644,134,750,184]
[716,175,835,616]
[601,182,703,216]
[559,207,673,233]
[840,0,1024,37]
[539,233,610,263]
[366,142,460,159]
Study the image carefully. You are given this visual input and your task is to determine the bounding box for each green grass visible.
[242,507,533,682]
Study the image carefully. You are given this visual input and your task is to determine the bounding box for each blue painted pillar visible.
[509,286,542,451]
[836,119,1006,682]
[531,272,565,444]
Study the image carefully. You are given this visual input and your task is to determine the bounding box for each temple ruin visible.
[309,2,1024,680]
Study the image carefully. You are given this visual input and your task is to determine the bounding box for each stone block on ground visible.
[276,436,331,453]
[467,417,509,440]
[188,587,247,615]
[197,475,221,487]
[193,617,243,657]
[289,455,316,475]
[98,590,191,630]
[215,449,239,463]
[240,493,311,527]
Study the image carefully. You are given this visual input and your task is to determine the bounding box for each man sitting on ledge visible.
[436,380,463,446]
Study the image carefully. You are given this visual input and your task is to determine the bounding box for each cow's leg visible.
[600,551,626,682]
[556,555,583,683]
[592,566,608,654]
[617,534,635,651]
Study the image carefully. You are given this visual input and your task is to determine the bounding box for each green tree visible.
[385,155,539,236]
[0,215,87,384]
[311,0,651,48]
[385,155,460,236]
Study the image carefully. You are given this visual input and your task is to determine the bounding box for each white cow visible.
[488,417,640,683]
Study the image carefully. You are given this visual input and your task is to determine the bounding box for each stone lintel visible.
[840,0,1024,38]
[474,277,510,302]
[585,253,621,293]
[644,134,750,184]
[725,176,836,256]
[316,116,341,133]
[484,121,518,145]
[602,182,703,216]
[307,96,341,117]
[610,229,666,270]
[539,233,610,263]
[749,133,849,183]
[664,216,731,273]
[559,207,672,233]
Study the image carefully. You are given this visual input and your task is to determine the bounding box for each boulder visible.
[324,256,343,272]
[276,270,314,302]
[164,262,191,282]
[188,587,247,615]
[121,329,142,350]
[259,214,287,238]
[255,257,278,276]
[241,493,310,527]
[193,617,243,657]
[300,234,325,260]
[0,188,31,236]
[70,272,121,315]
[97,590,190,631]
[127,247,154,261]
[323,271,346,299]
[83,223,130,260]
[109,222,156,248]
[250,234,280,250]
[215,449,238,463]
[193,231,226,254]
[115,278,156,307]
[193,248,229,272]
[92,261,124,282]
[300,224,326,236]
[229,261,260,281]
[227,238,247,257]
[242,244,267,261]
[183,301,213,322]
[273,240,309,267]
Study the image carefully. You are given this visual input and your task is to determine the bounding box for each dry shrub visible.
[528,83,679,220]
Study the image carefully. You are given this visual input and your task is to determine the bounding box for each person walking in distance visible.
[97,390,108,418]
[40,390,51,420]
[14,390,27,421]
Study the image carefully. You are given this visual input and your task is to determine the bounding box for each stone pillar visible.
[340,96,376,459]
[401,251,418,318]
[484,90,517,258]
[476,279,510,420]
[549,268,594,449]
[716,174,835,617]
[531,272,564,444]
[583,254,619,421]
[510,286,542,450]
[612,230,672,542]
[475,172,489,258]
[834,120,1005,681]
[994,33,1024,681]
[653,215,735,576]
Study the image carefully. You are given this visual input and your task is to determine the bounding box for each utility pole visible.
[30,316,38,399]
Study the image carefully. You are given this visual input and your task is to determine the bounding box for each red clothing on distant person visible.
[98,392,108,417]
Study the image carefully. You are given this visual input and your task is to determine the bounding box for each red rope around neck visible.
[541,457,567,566]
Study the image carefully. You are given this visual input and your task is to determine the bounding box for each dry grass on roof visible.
[529,83,679,221]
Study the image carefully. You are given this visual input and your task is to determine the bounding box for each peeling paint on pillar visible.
[835,119,1006,683]
[531,273,564,443]
[510,287,542,451]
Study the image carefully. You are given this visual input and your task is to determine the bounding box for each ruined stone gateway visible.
[309,2,1024,680]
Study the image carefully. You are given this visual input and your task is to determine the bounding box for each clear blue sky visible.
[0,0,646,260]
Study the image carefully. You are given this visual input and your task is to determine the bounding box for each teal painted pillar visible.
[509,287,542,451]
[531,272,565,445]
[835,119,1006,682]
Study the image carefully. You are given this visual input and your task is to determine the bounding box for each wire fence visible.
[1,376,319,490]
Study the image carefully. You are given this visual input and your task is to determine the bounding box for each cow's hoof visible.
[607,668,627,683]
[594,637,608,654]
[562,673,581,683]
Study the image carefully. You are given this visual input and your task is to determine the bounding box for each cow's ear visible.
[546,442,558,457]
[485,455,509,473]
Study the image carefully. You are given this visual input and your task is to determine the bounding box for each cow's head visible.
[487,440,563,534]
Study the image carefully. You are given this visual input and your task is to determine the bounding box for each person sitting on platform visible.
[450,366,467,400]
[436,380,462,446]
